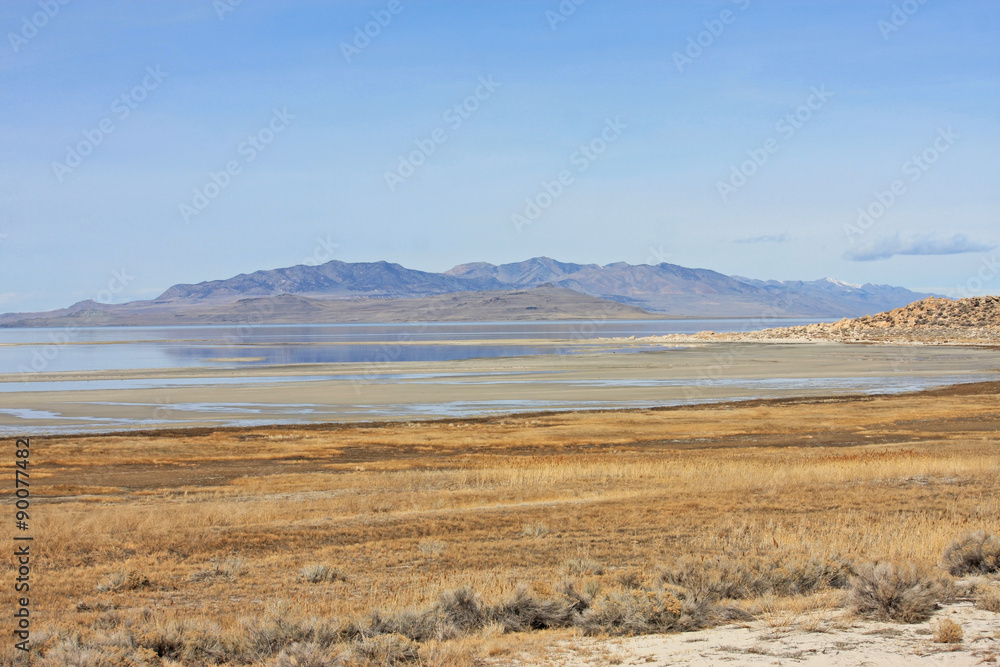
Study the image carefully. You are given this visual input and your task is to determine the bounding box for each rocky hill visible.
[706,296,1000,344]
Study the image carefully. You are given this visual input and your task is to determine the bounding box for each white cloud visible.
[844,233,994,262]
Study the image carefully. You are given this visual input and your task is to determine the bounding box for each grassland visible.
[4,381,1000,665]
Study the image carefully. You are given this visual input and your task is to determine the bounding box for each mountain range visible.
[0,257,936,327]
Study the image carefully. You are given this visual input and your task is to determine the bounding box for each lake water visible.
[0,319,828,375]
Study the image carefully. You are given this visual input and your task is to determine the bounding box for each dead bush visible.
[932,618,963,644]
[847,562,943,623]
[268,642,344,666]
[487,585,575,632]
[659,552,853,601]
[350,633,420,665]
[578,586,683,636]
[974,583,1000,613]
[563,558,604,576]
[300,564,347,584]
[96,569,150,593]
[942,532,1000,576]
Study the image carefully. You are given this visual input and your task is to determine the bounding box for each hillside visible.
[697,296,1000,344]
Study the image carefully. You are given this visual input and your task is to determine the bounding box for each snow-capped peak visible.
[823,277,863,289]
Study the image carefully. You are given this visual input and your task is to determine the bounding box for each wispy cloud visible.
[734,233,789,244]
[844,233,994,262]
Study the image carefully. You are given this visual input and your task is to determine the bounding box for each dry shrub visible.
[268,642,345,666]
[974,583,1000,612]
[519,522,550,537]
[350,633,420,665]
[579,586,684,636]
[300,564,347,583]
[563,558,604,576]
[96,569,150,593]
[613,568,647,590]
[487,585,575,632]
[932,619,963,644]
[34,641,160,667]
[366,585,577,642]
[418,539,446,557]
[659,552,853,601]
[434,587,486,633]
[847,562,943,623]
[134,617,232,663]
[190,556,247,582]
[366,608,456,643]
[942,531,1000,576]
[239,608,343,662]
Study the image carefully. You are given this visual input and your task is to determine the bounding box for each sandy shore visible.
[2,342,998,433]
[548,601,1000,666]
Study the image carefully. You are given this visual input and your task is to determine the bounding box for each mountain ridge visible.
[0,257,939,326]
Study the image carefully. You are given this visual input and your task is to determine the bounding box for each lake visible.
[0,318,828,375]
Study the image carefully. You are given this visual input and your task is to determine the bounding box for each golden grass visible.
[3,382,999,665]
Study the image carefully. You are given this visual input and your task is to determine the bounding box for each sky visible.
[1,0,997,312]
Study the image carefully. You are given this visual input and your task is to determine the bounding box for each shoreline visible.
[3,342,998,435]
[24,378,1000,442]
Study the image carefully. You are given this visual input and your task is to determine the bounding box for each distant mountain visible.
[156,260,504,302]
[0,287,656,327]
[444,258,935,317]
[0,257,938,327]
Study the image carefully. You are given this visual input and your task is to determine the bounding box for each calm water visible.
[0,319,829,374]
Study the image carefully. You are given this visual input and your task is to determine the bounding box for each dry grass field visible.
[4,381,1000,665]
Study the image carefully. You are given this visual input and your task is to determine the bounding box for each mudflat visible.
[3,341,998,432]
[6,377,1000,665]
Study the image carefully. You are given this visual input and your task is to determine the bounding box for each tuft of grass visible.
[563,558,605,576]
[974,583,1000,613]
[520,522,550,537]
[299,564,347,584]
[942,531,1000,576]
[418,539,447,557]
[190,556,246,582]
[846,562,943,623]
[351,633,420,665]
[96,569,150,593]
[268,642,344,666]
[932,618,963,644]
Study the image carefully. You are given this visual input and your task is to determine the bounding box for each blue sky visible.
[1,0,997,311]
